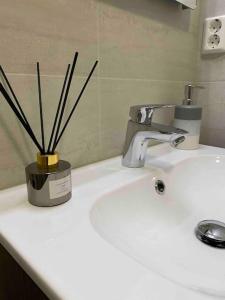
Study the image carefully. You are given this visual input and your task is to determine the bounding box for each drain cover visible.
[195,220,225,248]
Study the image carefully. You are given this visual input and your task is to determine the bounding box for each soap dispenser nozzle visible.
[184,84,205,105]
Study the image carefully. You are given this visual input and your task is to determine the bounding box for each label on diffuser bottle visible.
[49,175,71,199]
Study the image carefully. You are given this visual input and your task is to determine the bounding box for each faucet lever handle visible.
[129,104,176,125]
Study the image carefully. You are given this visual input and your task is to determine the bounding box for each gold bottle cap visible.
[37,152,59,169]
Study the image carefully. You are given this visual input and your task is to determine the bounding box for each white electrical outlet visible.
[202,16,225,53]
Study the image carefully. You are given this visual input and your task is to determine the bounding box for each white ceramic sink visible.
[91,151,225,297]
[1,143,225,300]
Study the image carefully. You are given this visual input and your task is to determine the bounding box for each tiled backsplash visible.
[196,0,225,148]
[0,0,200,189]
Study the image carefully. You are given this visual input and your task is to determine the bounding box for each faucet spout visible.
[122,120,187,168]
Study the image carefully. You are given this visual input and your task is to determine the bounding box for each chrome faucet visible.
[122,104,187,168]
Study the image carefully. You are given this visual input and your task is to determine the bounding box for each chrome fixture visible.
[122,104,187,168]
[195,220,225,248]
[155,180,166,195]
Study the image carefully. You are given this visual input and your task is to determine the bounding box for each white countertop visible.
[0,144,224,300]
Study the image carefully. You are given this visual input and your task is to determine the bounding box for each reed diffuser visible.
[0,52,98,207]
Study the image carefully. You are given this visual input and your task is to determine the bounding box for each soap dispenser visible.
[173,84,204,150]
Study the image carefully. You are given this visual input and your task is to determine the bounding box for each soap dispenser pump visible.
[173,84,204,150]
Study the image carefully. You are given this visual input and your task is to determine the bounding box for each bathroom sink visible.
[91,153,225,297]
[1,143,225,300]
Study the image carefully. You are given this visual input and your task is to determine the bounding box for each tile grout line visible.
[196,80,225,84]
[97,77,192,83]
[5,72,198,84]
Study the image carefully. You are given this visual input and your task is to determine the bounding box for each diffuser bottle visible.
[0,51,98,207]
[26,152,71,207]
[173,84,204,150]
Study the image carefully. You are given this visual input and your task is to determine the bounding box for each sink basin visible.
[91,153,225,297]
[1,143,225,300]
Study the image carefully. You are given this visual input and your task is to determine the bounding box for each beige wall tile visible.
[196,80,225,146]
[98,0,199,80]
[99,78,187,159]
[199,0,225,17]
[197,54,225,82]
[0,0,98,76]
[200,103,225,130]
[200,126,225,148]
[195,81,225,106]
[57,76,101,167]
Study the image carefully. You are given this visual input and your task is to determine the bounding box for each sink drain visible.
[195,220,225,248]
[155,180,165,195]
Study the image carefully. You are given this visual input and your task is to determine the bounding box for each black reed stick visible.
[51,52,79,153]
[0,65,42,151]
[0,83,43,152]
[0,66,28,124]
[37,62,45,154]
[47,64,71,154]
[52,60,98,152]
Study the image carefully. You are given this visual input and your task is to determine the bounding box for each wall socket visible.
[202,16,225,54]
